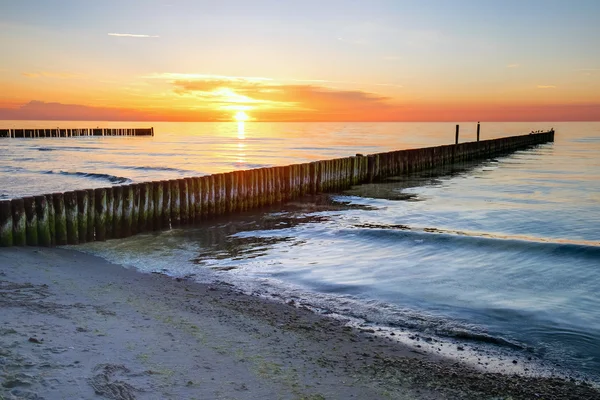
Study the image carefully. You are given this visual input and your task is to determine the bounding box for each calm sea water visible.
[1,121,599,381]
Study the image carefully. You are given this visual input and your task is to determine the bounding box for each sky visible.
[0,0,599,122]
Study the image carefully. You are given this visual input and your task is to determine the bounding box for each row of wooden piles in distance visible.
[0,130,555,247]
[0,128,154,138]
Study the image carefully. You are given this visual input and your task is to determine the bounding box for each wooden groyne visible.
[0,130,554,247]
[0,127,154,138]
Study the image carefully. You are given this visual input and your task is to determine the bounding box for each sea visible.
[1,121,599,382]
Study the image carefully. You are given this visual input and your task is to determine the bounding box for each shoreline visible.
[1,247,599,399]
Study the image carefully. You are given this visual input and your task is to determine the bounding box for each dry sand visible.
[1,247,599,400]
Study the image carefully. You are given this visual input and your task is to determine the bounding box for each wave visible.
[43,170,131,184]
[118,165,197,174]
[353,223,600,258]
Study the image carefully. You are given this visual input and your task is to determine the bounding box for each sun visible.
[234,111,249,121]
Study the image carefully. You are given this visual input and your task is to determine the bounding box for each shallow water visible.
[3,121,600,380]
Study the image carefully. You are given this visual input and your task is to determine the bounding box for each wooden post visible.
[200,176,211,218]
[23,197,38,246]
[11,198,26,246]
[162,180,171,228]
[186,177,196,222]
[193,177,202,221]
[86,189,95,241]
[151,181,161,230]
[94,188,107,241]
[52,193,67,245]
[131,183,140,234]
[179,179,189,225]
[35,195,52,246]
[76,190,88,244]
[64,191,79,245]
[138,183,148,232]
[455,124,460,144]
[170,180,181,226]
[112,186,123,238]
[0,200,13,246]
[122,184,134,237]
[477,122,481,142]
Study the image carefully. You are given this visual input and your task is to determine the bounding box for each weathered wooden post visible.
[138,183,148,232]
[23,197,38,246]
[193,177,202,221]
[0,200,13,246]
[186,177,196,222]
[51,193,67,245]
[86,189,95,241]
[477,122,481,142]
[11,198,26,246]
[122,184,134,237]
[455,124,460,145]
[35,195,52,246]
[112,186,123,238]
[64,191,79,245]
[151,181,160,230]
[94,188,107,241]
[76,190,88,244]
[245,171,255,209]
[131,183,140,234]
[162,180,171,228]
[179,179,189,225]
[198,176,208,217]
[170,180,181,226]
[213,174,224,214]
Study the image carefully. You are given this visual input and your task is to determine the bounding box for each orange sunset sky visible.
[1,0,599,122]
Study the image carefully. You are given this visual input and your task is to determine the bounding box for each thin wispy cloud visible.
[507,64,520,68]
[22,71,82,79]
[108,33,159,38]
[537,85,556,89]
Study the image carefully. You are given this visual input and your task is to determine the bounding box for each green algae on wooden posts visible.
[63,191,79,245]
[112,186,123,239]
[131,183,140,234]
[45,194,55,246]
[86,189,95,241]
[104,187,114,240]
[52,193,67,245]
[76,190,88,244]
[94,188,107,241]
[0,200,13,247]
[35,195,51,247]
[23,197,38,246]
[122,184,134,237]
[11,198,26,246]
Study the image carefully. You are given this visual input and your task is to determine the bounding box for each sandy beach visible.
[1,247,598,400]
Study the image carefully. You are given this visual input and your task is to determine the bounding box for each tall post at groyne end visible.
[0,130,555,247]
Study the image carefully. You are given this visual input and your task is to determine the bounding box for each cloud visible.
[169,78,393,116]
[0,100,152,121]
[537,85,556,89]
[507,64,520,68]
[22,71,82,79]
[108,33,159,38]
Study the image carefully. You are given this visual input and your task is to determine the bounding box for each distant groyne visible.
[0,130,554,247]
[0,127,154,138]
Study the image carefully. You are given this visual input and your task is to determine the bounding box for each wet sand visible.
[1,247,598,400]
